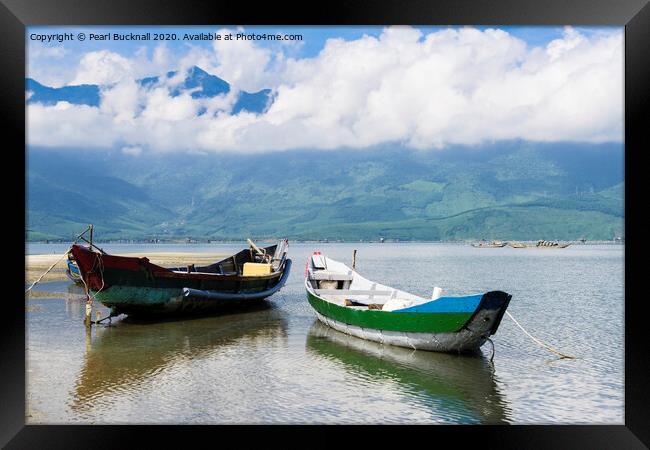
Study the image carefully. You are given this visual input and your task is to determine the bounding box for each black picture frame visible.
[3,0,647,447]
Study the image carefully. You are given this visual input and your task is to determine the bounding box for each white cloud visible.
[210,28,274,92]
[71,50,134,85]
[27,101,117,148]
[27,26,624,153]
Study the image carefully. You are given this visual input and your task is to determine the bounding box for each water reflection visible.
[71,303,288,412]
[65,283,86,320]
[306,321,511,424]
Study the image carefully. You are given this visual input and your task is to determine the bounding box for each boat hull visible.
[66,260,83,284]
[95,285,270,316]
[306,289,511,353]
[70,244,291,317]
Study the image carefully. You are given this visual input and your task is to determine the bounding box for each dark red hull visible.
[69,243,290,316]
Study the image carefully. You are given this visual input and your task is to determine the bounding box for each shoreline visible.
[25,251,229,284]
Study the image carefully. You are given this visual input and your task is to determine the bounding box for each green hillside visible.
[26,142,624,241]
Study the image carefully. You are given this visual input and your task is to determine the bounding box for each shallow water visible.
[25,243,624,424]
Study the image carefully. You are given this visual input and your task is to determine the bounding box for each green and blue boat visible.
[305,252,511,353]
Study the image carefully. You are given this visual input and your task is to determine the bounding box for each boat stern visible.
[467,291,512,336]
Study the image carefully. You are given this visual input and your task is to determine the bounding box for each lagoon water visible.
[25,243,624,424]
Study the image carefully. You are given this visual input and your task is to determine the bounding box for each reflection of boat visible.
[471,240,507,248]
[305,253,511,353]
[65,254,83,285]
[306,321,510,424]
[70,239,291,317]
[72,305,288,410]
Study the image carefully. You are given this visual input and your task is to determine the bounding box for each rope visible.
[25,245,73,294]
[25,226,92,294]
[505,310,576,359]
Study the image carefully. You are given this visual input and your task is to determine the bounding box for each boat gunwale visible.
[71,243,287,282]
[304,254,511,336]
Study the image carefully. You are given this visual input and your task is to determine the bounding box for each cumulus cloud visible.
[27,26,624,153]
[210,28,274,92]
[71,50,135,85]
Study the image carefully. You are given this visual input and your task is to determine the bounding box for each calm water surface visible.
[26,243,624,424]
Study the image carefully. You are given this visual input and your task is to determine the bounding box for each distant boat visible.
[471,240,507,248]
[533,240,570,248]
[70,239,291,318]
[508,242,527,248]
[509,240,570,249]
[305,252,511,353]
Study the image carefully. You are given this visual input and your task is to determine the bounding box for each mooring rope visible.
[25,226,92,294]
[505,310,576,359]
[25,245,73,294]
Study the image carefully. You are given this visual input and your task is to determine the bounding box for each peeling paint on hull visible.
[96,285,268,316]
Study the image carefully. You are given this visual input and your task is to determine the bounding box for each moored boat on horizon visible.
[70,239,291,318]
[304,252,511,353]
[509,240,570,248]
[471,240,507,248]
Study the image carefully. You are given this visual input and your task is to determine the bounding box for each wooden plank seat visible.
[313,289,394,296]
[311,271,355,281]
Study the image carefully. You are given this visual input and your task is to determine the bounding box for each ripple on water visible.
[26,243,624,424]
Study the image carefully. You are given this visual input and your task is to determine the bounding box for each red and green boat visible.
[305,252,511,353]
[70,239,291,318]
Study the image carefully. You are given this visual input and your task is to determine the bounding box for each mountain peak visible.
[188,65,209,76]
[26,66,272,114]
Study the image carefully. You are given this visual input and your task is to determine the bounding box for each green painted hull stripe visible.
[307,291,472,333]
[96,286,181,306]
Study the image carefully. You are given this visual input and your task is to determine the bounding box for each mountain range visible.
[25,141,624,241]
[26,65,273,115]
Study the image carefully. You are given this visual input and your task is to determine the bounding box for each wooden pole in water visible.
[84,224,94,327]
[352,249,357,270]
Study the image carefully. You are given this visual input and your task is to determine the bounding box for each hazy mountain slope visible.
[26,142,624,241]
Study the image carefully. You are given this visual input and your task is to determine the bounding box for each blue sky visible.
[28,25,621,83]
[27,25,618,54]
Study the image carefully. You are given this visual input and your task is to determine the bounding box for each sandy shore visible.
[25,251,229,284]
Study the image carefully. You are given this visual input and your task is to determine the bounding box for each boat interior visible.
[169,240,288,276]
[306,254,436,312]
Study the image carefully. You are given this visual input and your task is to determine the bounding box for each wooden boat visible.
[305,253,511,353]
[534,240,570,248]
[70,239,291,317]
[471,240,507,248]
[508,242,526,248]
[510,240,570,249]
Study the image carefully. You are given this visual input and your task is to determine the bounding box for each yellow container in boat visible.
[242,262,272,276]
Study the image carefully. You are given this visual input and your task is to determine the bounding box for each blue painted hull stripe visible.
[395,294,484,313]
[67,260,80,275]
